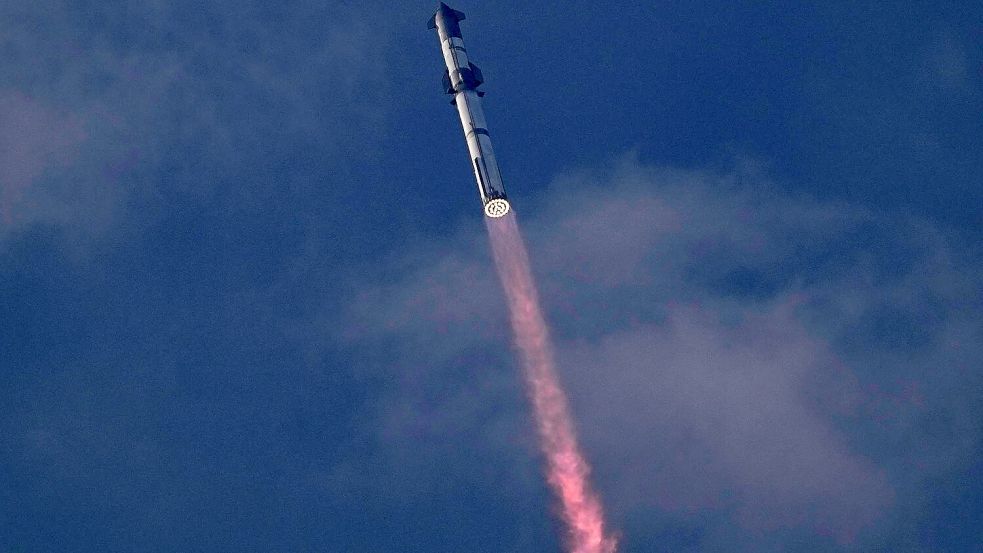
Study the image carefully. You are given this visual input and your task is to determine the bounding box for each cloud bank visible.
[340,155,982,551]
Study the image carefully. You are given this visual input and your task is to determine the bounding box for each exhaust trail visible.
[486,212,618,553]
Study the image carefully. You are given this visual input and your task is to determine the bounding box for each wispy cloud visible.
[0,92,87,229]
[0,1,394,246]
[916,31,975,96]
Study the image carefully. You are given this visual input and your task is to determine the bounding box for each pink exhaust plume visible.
[485,212,618,553]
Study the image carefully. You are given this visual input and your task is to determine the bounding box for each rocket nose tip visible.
[437,2,464,18]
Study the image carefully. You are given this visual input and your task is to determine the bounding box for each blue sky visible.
[1,1,981,552]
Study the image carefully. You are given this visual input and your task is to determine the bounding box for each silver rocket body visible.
[429,3,511,218]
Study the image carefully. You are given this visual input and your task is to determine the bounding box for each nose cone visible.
[428,2,466,33]
[437,3,463,19]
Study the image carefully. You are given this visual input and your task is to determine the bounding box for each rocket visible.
[429,3,511,218]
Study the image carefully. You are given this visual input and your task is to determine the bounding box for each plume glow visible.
[485,212,618,553]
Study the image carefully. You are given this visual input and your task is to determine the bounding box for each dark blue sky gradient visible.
[1,2,981,552]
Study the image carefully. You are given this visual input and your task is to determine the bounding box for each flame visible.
[486,212,618,553]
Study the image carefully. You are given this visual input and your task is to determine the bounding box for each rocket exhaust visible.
[485,212,618,553]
